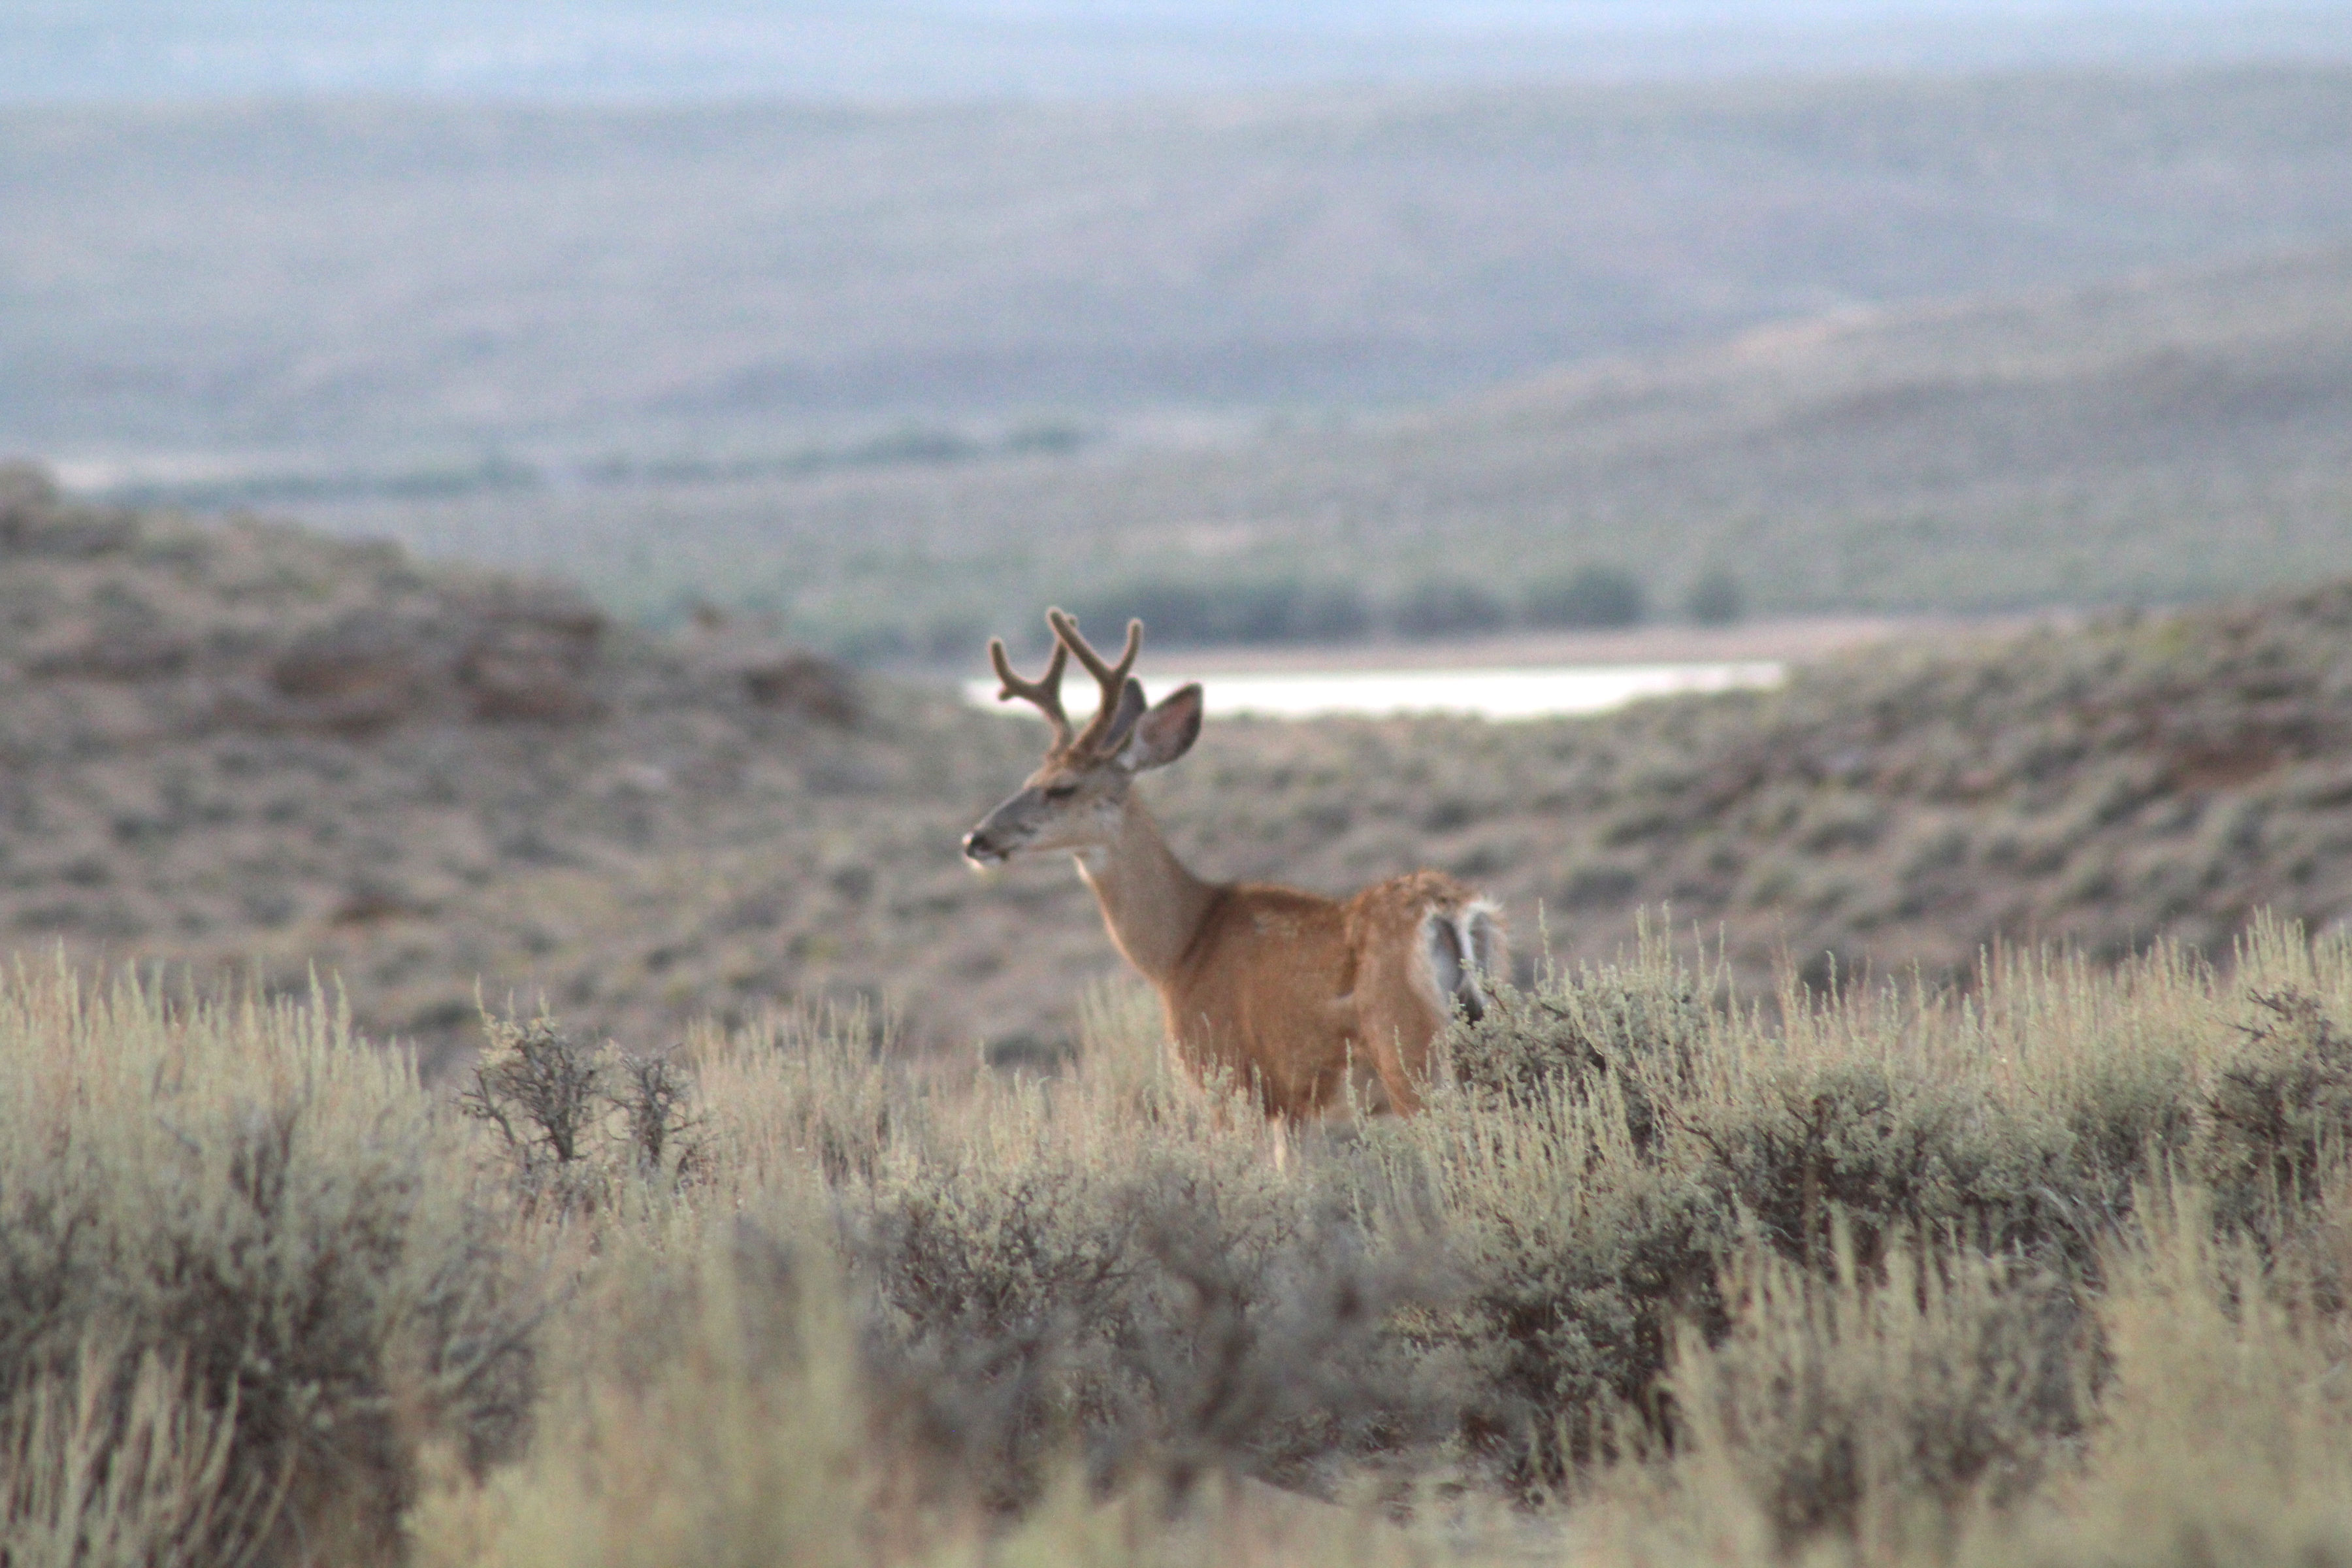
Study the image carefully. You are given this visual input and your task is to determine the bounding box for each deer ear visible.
[1121,682,1202,772]
[1094,676,1148,754]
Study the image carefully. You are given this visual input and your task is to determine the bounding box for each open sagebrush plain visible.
[10,455,2352,1561]
[8,461,2352,1070]
[8,883,2352,1563]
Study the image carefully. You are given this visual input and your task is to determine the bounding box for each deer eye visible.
[1043,783,1080,801]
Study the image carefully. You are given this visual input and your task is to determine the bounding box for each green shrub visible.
[1669,1231,2085,1550]
[1685,566,1746,626]
[1392,577,1509,639]
[1524,565,1646,629]
[0,968,532,1565]
[1062,577,1371,647]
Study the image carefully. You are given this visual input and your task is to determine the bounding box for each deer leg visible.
[1366,1024,1425,1116]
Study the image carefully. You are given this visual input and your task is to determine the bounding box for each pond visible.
[964,659,1785,722]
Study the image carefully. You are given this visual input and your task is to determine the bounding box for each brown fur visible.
[1159,870,1492,1117]
[966,611,1505,1119]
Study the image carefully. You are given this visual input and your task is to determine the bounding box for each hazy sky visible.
[9,0,2351,101]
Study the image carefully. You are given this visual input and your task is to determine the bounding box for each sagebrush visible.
[12,919,2352,1563]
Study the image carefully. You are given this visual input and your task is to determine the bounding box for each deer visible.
[962,609,1505,1118]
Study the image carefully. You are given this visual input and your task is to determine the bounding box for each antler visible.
[1047,608,1143,753]
[990,634,1072,745]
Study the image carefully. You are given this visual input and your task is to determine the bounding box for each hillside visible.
[7,464,2352,1071]
[10,66,2352,470]
[1115,576,2352,1001]
[314,240,2352,648]
[0,463,1032,1068]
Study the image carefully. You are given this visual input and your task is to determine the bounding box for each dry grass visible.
[11,913,2352,1563]
[11,497,2352,1565]
[0,960,534,1564]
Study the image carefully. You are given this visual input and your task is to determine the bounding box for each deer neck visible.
[1074,794,1215,983]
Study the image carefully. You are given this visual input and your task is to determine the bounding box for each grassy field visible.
[10,915,2352,1563]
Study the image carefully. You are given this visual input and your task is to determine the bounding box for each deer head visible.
[963,608,1203,866]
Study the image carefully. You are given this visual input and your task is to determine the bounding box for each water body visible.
[964,660,1784,723]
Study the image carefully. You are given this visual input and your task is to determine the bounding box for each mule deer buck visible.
[964,610,1505,1117]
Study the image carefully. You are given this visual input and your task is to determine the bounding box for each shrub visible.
[0,968,532,1565]
[1062,576,1371,647]
[1685,566,1746,626]
[1386,922,2352,1490]
[1523,565,1646,629]
[463,1015,606,1169]
[462,1015,709,1210]
[408,1222,885,1568]
[1667,1230,2085,1551]
[27,918,2352,1560]
[674,990,1462,1510]
[0,1343,255,1568]
[1444,934,1711,1151]
[2198,985,2352,1235]
[1392,577,1510,640]
[839,1032,1452,1503]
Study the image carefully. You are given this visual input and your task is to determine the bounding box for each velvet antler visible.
[1047,608,1143,754]
[989,634,1071,746]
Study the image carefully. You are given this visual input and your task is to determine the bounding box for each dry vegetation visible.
[12,466,2352,1564]
[11,911,2352,1564]
[0,461,1033,1068]
[16,49,2352,1565]
[1245,572,2352,994]
[10,465,2352,1073]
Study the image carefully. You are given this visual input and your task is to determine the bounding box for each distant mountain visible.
[8,67,2352,470]
[8,1,2351,103]
[14,0,2352,104]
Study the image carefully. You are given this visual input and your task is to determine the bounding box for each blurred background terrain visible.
[9,61,2352,646]
[15,0,2352,101]
[9,466,2352,1071]
[5,0,2352,1061]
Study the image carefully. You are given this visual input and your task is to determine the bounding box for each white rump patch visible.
[1422,900,1503,1024]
